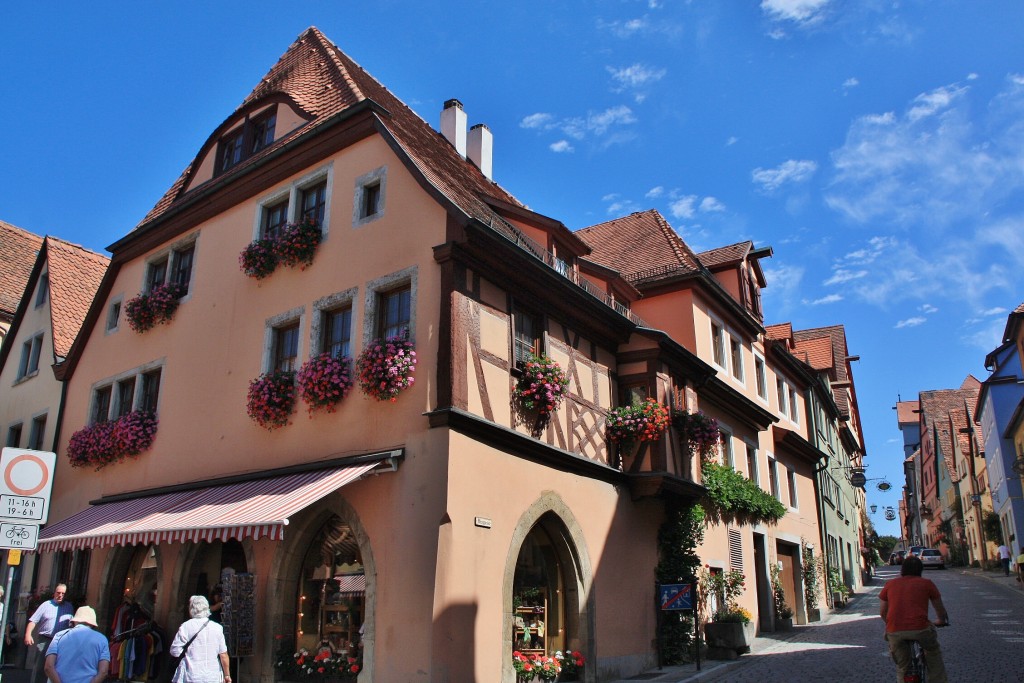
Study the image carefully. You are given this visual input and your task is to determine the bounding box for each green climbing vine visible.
[701,461,787,526]
[655,500,705,664]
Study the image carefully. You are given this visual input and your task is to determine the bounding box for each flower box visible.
[514,354,568,416]
[246,371,297,430]
[297,353,353,415]
[239,218,322,280]
[356,335,416,402]
[606,398,670,447]
[125,282,186,333]
[673,410,720,461]
[703,621,754,657]
[67,411,159,470]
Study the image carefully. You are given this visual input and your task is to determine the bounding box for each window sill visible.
[13,371,39,386]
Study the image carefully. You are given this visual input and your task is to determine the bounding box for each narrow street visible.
[696,566,1024,683]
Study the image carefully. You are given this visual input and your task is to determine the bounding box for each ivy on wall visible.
[701,461,787,526]
[655,501,705,664]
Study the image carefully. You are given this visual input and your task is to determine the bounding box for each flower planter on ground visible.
[703,621,755,658]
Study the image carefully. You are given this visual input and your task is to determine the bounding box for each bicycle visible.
[903,621,949,683]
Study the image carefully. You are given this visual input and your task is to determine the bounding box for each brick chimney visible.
[468,123,493,180]
[440,99,467,158]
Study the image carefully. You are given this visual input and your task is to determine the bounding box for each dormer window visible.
[215,109,277,175]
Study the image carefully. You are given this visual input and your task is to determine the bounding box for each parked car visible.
[919,548,945,569]
[908,545,925,558]
[889,550,906,565]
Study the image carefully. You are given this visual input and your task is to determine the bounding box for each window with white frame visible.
[145,239,197,296]
[255,165,333,239]
[28,414,47,450]
[746,442,759,485]
[364,266,417,347]
[729,337,744,381]
[768,456,781,500]
[6,423,23,448]
[777,378,788,418]
[754,355,767,400]
[353,166,386,227]
[312,289,358,361]
[788,385,799,423]
[711,321,726,369]
[106,297,123,333]
[89,365,163,424]
[17,333,44,380]
[263,307,305,373]
[718,426,735,468]
[787,466,798,508]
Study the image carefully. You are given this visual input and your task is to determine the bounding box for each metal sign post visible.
[0,549,22,683]
[657,580,700,671]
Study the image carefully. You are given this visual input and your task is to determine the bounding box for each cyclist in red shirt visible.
[878,555,949,682]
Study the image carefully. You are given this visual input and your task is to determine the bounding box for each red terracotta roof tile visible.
[577,209,702,281]
[918,380,980,481]
[793,336,834,371]
[140,27,520,232]
[44,237,109,358]
[697,242,751,269]
[0,220,43,318]
[895,400,920,425]
[765,323,792,341]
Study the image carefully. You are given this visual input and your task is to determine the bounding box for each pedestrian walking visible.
[24,585,74,683]
[43,607,110,683]
[169,596,230,683]
[996,543,1011,576]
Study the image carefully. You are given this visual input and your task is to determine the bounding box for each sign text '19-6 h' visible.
[0,448,56,525]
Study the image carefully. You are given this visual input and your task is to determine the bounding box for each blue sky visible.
[2,1,1022,538]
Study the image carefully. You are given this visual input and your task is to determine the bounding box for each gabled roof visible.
[138,27,521,235]
[765,322,791,341]
[918,380,980,479]
[1002,301,1024,343]
[577,209,702,281]
[45,237,109,357]
[0,236,108,374]
[0,220,43,319]
[792,336,834,372]
[697,242,750,269]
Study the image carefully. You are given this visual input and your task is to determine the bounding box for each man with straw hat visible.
[43,606,109,683]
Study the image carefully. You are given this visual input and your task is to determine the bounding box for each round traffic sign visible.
[4,453,50,496]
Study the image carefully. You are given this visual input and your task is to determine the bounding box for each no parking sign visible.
[0,448,56,525]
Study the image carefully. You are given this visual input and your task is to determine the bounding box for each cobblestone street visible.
[614,565,1024,683]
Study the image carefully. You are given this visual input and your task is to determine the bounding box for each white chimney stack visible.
[468,123,493,180]
[440,99,467,158]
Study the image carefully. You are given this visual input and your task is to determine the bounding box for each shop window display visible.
[293,517,365,662]
[512,524,567,656]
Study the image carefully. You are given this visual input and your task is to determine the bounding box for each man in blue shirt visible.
[25,585,74,683]
[44,607,109,683]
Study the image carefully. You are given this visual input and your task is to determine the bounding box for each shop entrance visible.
[107,545,165,682]
[511,513,581,658]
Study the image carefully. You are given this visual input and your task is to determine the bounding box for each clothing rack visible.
[111,621,153,643]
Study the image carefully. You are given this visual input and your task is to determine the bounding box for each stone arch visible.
[502,491,594,682]
[264,495,376,682]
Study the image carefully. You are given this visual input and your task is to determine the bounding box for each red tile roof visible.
[793,336,834,371]
[0,220,43,318]
[895,400,920,425]
[576,209,702,281]
[918,380,980,481]
[44,237,109,358]
[140,27,521,232]
[765,323,792,341]
[697,242,752,270]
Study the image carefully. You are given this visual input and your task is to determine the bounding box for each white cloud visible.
[843,77,859,90]
[670,195,698,219]
[760,0,831,24]
[752,159,818,192]
[607,64,666,90]
[761,263,806,314]
[806,293,843,305]
[726,136,739,146]
[549,140,574,153]
[980,307,1008,316]
[919,304,938,314]
[895,317,926,329]
[700,197,726,212]
[823,269,867,286]
[646,186,664,199]
[825,78,1024,230]
[520,113,554,129]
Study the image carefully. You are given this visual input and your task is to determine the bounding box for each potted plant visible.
[555,650,585,681]
[770,563,794,630]
[672,410,720,462]
[67,410,159,470]
[239,217,323,279]
[125,282,186,333]
[239,239,278,279]
[297,353,353,415]
[514,353,568,416]
[246,370,296,430]
[606,398,671,448]
[356,333,417,402]
[701,569,754,657]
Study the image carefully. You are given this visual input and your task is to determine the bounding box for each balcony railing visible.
[486,216,646,326]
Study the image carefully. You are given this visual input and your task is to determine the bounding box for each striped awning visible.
[37,462,378,553]
[333,574,366,595]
